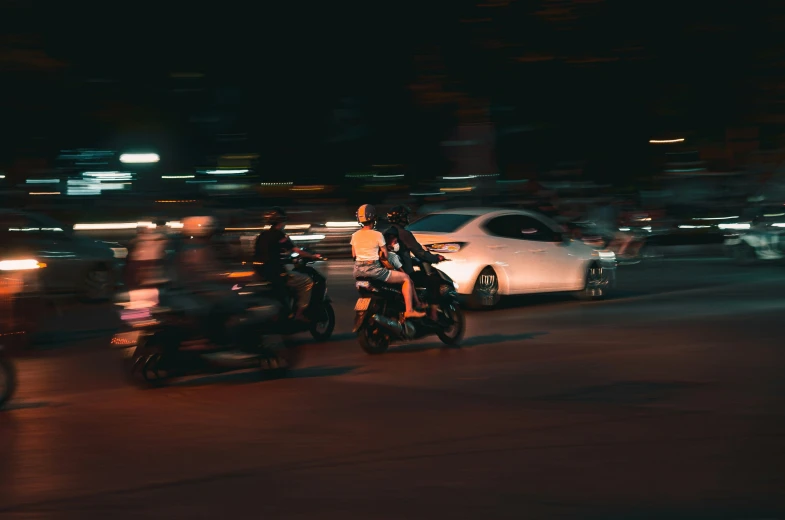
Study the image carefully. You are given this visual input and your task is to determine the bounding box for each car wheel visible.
[81,264,116,302]
[467,267,500,309]
[576,263,609,301]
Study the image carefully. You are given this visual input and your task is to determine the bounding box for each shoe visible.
[404,310,426,319]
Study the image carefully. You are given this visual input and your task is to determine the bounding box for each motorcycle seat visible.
[356,277,403,294]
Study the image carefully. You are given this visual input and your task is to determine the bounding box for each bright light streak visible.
[167,221,184,229]
[120,153,160,164]
[162,175,195,179]
[73,222,154,230]
[0,259,43,271]
[440,187,474,192]
[29,192,60,195]
[693,216,738,221]
[260,182,293,186]
[442,175,477,180]
[649,138,685,144]
[290,234,325,241]
[0,174,5,178]
[205,169,248,174]
[325,221,360,228]
[719,223,751,230]
[678,225,711,229]
[26,179,59,184]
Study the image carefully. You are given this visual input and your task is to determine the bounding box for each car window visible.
[484,214,559,242]
[516,216,558,242]
[407,214,476,233]
[483,215,521,239]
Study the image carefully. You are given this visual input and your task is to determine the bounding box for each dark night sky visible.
[3,0,785,179]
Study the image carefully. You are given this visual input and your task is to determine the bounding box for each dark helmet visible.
[262,206,288,225]
[356,204,377,225]
[387,205,411,226]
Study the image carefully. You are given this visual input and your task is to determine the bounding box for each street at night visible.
[1,258,784,519]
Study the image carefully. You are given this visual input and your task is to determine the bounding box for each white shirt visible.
[351,228,385,262]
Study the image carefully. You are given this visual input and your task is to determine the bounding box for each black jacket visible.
[386,223,441,275]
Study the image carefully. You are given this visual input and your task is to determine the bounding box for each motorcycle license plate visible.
[354,298,371,311]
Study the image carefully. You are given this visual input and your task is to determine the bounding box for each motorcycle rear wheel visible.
[358,326,390,355]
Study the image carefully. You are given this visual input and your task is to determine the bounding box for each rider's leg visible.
[286,271,314,319]
[387,270,425,318]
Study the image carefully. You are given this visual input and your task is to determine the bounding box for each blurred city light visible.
[325,221,361,228]
[205,169,248,175]
[73,222,154,230]
[0,259,44,271]
[649,138,685,144]
[119,153,160,164]
[162,175,195,179]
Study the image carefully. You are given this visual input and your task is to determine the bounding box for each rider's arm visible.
[292,245,321,259]
[398,228,443,263]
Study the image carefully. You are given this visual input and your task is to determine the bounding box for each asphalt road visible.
[1,258,785,519]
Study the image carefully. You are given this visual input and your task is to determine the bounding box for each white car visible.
[408,208,617,308]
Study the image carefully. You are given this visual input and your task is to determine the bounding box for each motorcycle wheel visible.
[309,302,336,341]
[437,306,465,347]
[0,356,17,409]
[358,325,390,355]
[259,334,298,379]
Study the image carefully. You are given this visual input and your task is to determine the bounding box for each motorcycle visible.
[0,346,16,408]
[111,282,299,388]
[240,251,335,341]
[353,259,465,354]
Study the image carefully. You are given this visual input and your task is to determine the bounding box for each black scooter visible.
[240,252,335,341]
[353,259,465,354]
[112,284,299,387]
[0,346,16,408]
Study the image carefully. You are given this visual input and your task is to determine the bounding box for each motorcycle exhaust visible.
[371,314,417,340]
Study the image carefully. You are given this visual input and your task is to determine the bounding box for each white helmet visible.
[182,216,217,237]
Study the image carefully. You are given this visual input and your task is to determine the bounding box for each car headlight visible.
[0,259,46,271]
[425,242,465,253]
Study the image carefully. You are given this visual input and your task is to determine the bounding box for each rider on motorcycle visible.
[352,204,424,319]
[253,207,321,321]
[171,216,242,344]
[385,205,444,320]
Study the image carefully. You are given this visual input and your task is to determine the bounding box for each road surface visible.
[1,258,784,519]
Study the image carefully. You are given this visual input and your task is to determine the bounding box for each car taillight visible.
[425,243,465,253]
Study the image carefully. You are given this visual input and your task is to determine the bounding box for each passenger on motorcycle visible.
[383,227,424,309]
[171,216,243,344]
[125,218,169,288]
[351,204,425,319]
[385,205,444,320]
[253,206,321,321]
